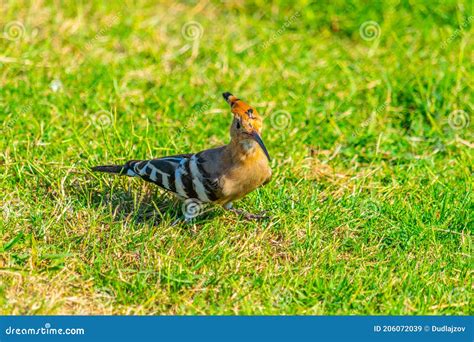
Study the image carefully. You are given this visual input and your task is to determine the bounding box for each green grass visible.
[0,0,472,315]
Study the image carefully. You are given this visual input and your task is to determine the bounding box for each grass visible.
[0,0,472,315]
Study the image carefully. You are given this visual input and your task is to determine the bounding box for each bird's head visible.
[223,92,270,161]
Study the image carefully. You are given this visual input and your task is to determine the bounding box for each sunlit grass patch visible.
[0,0,472,315]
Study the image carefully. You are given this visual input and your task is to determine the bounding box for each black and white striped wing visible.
[126,154,220,203]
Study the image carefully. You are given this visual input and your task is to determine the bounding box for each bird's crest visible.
[222,92,263,132]
[222,92,270,161]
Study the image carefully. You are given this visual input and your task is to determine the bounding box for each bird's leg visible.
[224,202,270,221]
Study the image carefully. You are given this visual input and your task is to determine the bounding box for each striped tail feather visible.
[91,164,126,174]
[91,160,141,176]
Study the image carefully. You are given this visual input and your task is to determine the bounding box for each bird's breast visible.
[220,157,271,201]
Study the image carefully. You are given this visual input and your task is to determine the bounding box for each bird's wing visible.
[127,152,221,203]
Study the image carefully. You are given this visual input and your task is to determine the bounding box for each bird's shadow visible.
[86,180,221,227]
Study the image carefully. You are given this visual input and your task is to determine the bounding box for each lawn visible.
[0,0,472,315]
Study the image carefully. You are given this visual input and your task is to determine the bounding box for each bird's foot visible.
[229,208,270,221]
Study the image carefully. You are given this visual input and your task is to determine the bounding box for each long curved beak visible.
[250,131,271,161]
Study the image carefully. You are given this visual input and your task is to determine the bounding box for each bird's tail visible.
[91,160,139,176]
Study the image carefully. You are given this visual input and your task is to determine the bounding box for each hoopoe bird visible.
[92,92,272,221]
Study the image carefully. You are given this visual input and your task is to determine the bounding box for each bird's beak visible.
[250,131,271,161]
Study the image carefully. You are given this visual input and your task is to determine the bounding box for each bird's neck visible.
[226,138,262,163]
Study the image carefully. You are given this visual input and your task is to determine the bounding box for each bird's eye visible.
[236,120,241,129]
